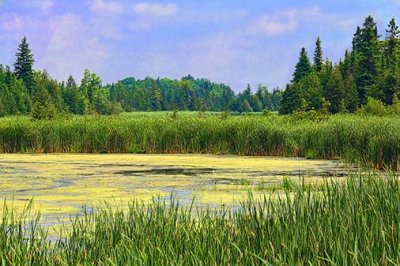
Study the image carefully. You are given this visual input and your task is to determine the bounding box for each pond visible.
[0,154,348,228]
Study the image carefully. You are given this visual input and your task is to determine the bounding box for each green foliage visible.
[280,72,324,114]
[384,17,400,68]
[279,84,302,114]
[325,67,344,113]
[4,16,400,117]
[31,101,57,120]
[290,109,327,122]
[239,99,252,113]
[282,16,400,115]
[358,97,388,116]
[292,47,313,83]
[313,37,323,72]
[389,94,400,114]
[13,37,35,93]
[355,16,381,104]
[299,72,324,110]
[63,75,87,114]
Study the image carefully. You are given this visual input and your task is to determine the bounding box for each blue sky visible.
[0,0,399,91]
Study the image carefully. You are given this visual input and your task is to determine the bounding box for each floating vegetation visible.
[0,154,345,226]
[1,173,400,265]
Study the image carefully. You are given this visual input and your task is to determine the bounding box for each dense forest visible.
[0,37,281,118]
[1,15,400,117]
[280,16,400,114]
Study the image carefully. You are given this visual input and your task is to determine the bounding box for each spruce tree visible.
[14,37,35,94]
[313,37,323,72]
[355,16,381,104]
[352,26,362,52]
[292,48,312,83]
[385,17,400,69]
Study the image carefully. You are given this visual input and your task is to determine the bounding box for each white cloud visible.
[89,0,124,14]
[40,14,110,82]
[133,3,178,17]
[254,7,321,36]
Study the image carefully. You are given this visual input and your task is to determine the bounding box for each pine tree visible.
[14,36,35,94]
[292,48,312,83]
[313,37,323,72]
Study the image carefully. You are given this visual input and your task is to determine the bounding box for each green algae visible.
[0,154,346,226]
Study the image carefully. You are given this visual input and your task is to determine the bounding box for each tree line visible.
[0,37,282,118]
[280,16,400,114]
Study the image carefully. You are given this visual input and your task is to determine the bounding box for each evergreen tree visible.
[325,67,344,113]
[279,84,302,114]
[343,75,360,112]
[33,70,64,112]
[0,84,17,115]
[381,70,400,104]
[14,37,35,94]
[292,48,313,83]
[299,72,324,111]
[313,37,323,72]
[319,59,333,90]
[355,16,381,104]
[352,26,363,52]
[63,75,85,114]
[240,99,252,113]
[150,80,162,111]
[340,50,353,77]
[385,17,400,69]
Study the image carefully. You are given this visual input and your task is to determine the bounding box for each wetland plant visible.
[1,173,400,265]
[0,114,399,169]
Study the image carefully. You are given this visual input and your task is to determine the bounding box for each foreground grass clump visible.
[1,174,400,265]
[0,114,399,168]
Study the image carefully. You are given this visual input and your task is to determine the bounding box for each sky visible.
[0,0,399,92]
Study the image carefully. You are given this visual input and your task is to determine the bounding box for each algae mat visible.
[0,154,346,226]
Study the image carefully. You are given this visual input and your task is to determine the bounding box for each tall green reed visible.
[0,114,398,169]
[1,173,400,265]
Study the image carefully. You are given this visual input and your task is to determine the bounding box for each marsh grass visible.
[1,173,400,265]
[0,114,399,169]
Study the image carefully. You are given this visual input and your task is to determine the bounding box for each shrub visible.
[358,97,388,116]
[31,101,57,120]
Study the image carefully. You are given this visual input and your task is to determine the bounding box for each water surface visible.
[0,154,347,227]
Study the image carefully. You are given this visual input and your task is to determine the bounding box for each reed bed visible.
[0,114,399,168]
[1,174,400,265]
